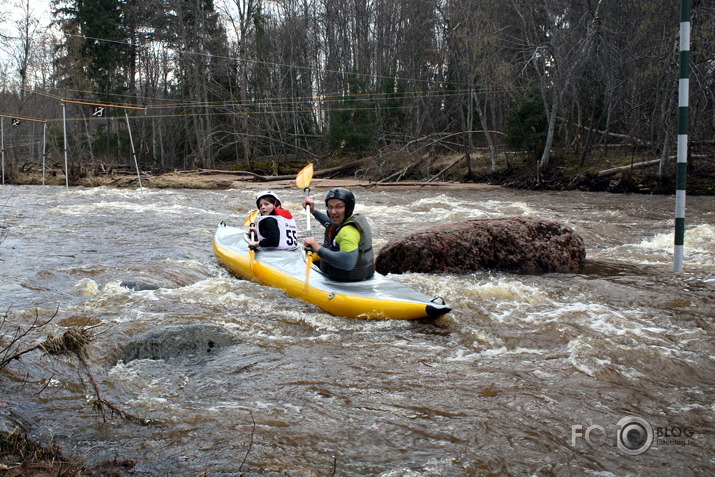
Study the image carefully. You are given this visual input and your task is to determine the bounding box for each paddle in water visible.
[296,163,314,288]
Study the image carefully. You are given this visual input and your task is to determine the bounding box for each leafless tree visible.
[0,0,710,180]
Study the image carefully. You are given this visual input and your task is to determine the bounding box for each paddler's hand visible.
[304,236,321,253]
[302,196,316,214]
[248,227,259,249]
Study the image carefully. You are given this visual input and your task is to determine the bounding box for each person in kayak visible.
[248,191,299,250]
[303,187,375,281]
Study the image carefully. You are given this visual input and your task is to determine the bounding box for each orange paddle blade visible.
[296,163,314,189]
[243,209,259,226]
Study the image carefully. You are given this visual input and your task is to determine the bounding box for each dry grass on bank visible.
[3,150,714,195]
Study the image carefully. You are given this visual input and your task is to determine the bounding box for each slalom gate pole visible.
[125,112,143,191]
[674,0,691,273]
[42,123,47,186]
[62,102,69,189]
[1,117,4,185]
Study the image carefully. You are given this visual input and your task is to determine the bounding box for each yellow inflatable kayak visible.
[213,222,450,320]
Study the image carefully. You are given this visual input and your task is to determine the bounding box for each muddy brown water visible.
[1,184,713,476]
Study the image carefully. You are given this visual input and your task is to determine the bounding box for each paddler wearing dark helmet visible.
[302,188,375,281]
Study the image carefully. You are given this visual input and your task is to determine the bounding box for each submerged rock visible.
[119,278,165,291]
[118,324,241,363]
[376,217,585,274]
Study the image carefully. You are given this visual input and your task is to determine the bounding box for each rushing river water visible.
[1,182,713,476]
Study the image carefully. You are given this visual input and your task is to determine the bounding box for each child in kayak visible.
[248,191,299,250]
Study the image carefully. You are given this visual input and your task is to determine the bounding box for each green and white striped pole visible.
[1,117,5,185]
[674,0,691,273]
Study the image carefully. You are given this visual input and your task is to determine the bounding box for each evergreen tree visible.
[52,0,131,99]
[325,73,378,153]
[506,90,549,161]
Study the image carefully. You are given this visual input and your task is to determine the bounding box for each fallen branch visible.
[239,410,256,473]
[596,159,661,178]
[314,158,370,178]
[361,181,452,189]
[1,312,156,426]
[42,328,157,425]
[192,169,264,178]
[427,155,465,182]
[377,161,418,183]
[0,306,58,370]
[188,159,368,182]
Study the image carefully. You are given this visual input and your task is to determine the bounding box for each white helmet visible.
[255,191,282,208]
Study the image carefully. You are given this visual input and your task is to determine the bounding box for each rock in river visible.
[376,216,585,274]
[118,324,241,363]
[120,278,165,291]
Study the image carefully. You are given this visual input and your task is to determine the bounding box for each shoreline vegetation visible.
[4,152,714,195]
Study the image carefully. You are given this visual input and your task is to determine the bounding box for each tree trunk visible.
[475,94,497,173]
[539,95,559,172]
[658,133,671,182]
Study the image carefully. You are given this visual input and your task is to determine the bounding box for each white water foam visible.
[593,223,715,267]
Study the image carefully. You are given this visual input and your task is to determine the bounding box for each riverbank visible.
[467,153,715,195]
[4,168,503,192]
[2,151,714,194]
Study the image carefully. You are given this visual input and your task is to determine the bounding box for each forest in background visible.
[0,0,713,191]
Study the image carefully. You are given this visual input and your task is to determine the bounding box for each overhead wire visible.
[7,22,519,123]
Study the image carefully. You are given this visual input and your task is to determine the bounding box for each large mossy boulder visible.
[376,217,585,274]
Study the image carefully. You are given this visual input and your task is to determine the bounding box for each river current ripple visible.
[1,184,713,476]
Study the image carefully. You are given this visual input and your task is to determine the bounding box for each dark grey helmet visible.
[325,188,355,218]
